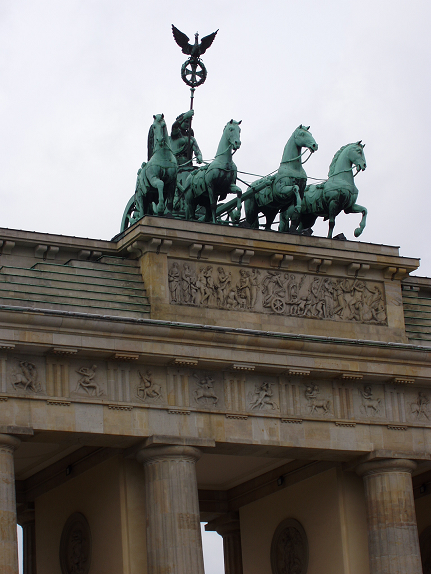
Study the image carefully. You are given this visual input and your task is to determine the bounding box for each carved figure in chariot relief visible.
[368,286,387,323]
[168,262,181,303]
[249,381,278,410]
[359,385,381,416]
[250,269,261,308]
[181,264,198,304]
[193,373,218,405]
[236,269,252,309]
[137,370,163,402]
[262,271,285,308]
[75,365,103,396]
[303,278,325,318]
[11,360,41,393]
[304,383,331,414]
[196,265,216,306]
[215,267,231,308]
[411,392,430,420]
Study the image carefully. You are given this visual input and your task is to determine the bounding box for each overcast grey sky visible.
[1,0,430,275]
[2,1,430,571]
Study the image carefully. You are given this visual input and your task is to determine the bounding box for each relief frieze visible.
[8,357,45,394]
[137,370,163,403]
[168,260,387,325]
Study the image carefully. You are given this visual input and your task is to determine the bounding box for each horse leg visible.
[164,181,175,215]
[279,210,289,232]
[245,197,259,229]
[155,179,165,214]
[327,200,339,239]
[184,189,195,221]
[346,203,368,237]
[207,182,217,223]
[264,209,276,230]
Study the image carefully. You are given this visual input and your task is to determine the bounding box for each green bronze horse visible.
[290,141,367,239]
[134,114,178,218]
[244,126,318,230]
[184,119,242,223]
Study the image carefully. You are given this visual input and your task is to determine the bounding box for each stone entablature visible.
[2,355,431,432]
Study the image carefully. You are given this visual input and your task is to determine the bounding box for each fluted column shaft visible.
[0,433,20,574]
[137,445,205,574]
[206,513,243,574]
[356,458,422,574]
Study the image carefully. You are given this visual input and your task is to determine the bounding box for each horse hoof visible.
[354,227,362,237]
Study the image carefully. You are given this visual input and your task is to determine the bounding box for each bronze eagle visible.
[171,25,218,60]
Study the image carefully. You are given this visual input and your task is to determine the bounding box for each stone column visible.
[205,512,243,574]
[136,445,205,574]
[0,433,21,574]
[356,458,422,574]
[18,505,37,574]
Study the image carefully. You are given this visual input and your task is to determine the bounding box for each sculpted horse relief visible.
[304,383,331,415]
[359,386,382,416]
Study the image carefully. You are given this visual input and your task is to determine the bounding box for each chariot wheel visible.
[181,58,207,87]
[271,297,285,314]
[120,196,141,233]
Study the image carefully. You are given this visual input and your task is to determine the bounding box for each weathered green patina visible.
[183,119,242,223]
[244,125,318,230]
[120,26,369,240]
[134,114,178,218]
[290,142,367,238]
[171,109,202,215]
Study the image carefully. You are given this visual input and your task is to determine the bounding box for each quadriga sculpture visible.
[245,125,318,230]
[289,141,367,239]
[134,114,178,218]
[184,119,242,223]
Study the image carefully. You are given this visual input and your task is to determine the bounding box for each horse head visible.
[348,141,367,172]
[224,119,242,151]
[294,125,318,152]
[150,114,169,151]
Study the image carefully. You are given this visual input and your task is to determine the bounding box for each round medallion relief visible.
[59,512,92,574]
[270,518,308,574]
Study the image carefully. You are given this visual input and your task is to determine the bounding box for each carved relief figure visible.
[137,370,163,402]
[75,365,103,396]
[250,269,261,308]
[304,383,331,414]
[197,265,217,306]
[249,381,278,410]
[236,269,252,309]
[411,392,430,420]
[216,267,231,308]
[193,373,218,405]
[181,264,198,304]
[262,271,285,309]
[168,262,181,303]
[359,385,381,416]
[11,360,41,393]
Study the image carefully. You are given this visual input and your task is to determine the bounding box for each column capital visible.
[355,457,417,477]
[206,512,240,537]
[0,433,20,452]
[136,444,201,466]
